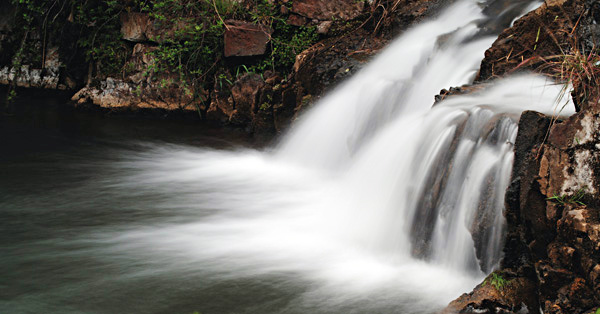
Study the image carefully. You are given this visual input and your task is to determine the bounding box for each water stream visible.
[1,1,575,313]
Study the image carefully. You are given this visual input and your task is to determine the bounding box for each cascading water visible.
[0,1,576,313]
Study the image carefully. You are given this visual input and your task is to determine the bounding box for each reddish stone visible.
[224,20,272,57]
[287,14,307,26]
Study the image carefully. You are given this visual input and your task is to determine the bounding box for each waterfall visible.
[108,0,572,294]
[12,1,576,313]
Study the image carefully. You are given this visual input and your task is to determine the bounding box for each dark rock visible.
[273,82,302,132]
[207,91,234,123]
[224,20,273,57]
[230,73,265,125]
[293,29,386,96]
[443,273,539,314]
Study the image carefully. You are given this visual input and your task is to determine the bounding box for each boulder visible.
[224,20,273,57]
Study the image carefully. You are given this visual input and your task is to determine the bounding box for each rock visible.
[71,78,199,111]
[0,46,62,89]
[120,12,150,42]
[291,0,364,21]
[287,14,307,26]
[317,21,333,34]
[475,0,592,82]
[145,18,196,43]
[205,73,274,132]
[230,73,265,124]
[280,5,290,15]
[224,20,273,57]
[120,12,197,44]
[433,84,486,104]
[207,92,235,123]
[273,82,302,132]
[443,273,539,314]
[293,29,386,95]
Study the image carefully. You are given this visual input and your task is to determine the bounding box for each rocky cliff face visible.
[1,0,453,135]
[444,0,600,313]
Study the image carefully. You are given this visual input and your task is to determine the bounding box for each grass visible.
[514,12,600,112]
[546,188,586,206]
[534,46,600,112]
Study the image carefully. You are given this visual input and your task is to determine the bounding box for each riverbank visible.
[0,0,451,136]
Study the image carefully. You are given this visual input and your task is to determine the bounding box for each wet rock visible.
[443,273,538,314]
[224,20,273,57]
[207,92,235,123]
[293,29,386,96]
[434,85,486,104]
[230,73,265,125]
[273,82,303,132]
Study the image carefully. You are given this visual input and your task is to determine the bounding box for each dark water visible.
[0,95,279,314]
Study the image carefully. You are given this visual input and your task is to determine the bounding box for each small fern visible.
[485,272,510,291]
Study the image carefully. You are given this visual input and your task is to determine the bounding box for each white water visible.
[30,1,576,313]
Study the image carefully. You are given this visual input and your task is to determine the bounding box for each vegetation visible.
[4,0,321,104]
[533,46,600,112]
[484,272,510,291]
[546,188,586,206]
[514,14,600,112]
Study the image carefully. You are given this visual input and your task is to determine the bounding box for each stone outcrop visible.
[72,77,200,111]
[444,0,600,312]
[0,46,65,90]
